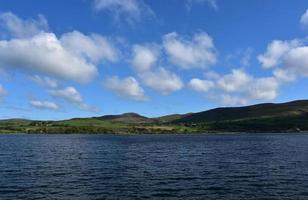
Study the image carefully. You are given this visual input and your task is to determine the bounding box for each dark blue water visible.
[1,134,308,199]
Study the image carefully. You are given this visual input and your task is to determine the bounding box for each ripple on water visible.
[1,134,308,199]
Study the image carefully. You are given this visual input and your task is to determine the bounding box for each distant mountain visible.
[94,112,156,124]
[2,100,308,133]
[173,100,308,124]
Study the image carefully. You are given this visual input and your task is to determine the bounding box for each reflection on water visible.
[1,134,308,199]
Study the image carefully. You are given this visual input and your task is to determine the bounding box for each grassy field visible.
[0,118,198,134]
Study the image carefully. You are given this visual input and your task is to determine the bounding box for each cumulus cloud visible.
[189,69,280,106]
[50,87,83,104]
[104,76,148,101]
[0,12,121,83]
[60,31,119,63]
[163,32,216,69]
[30,75,58,88]
[217,69,252,92]
[258,40,300,68]
[219,94,249,106]
[258,38,308,82]
[130,43,184,95]
[0,33,98,83]
[0,12,48,38]
[188,78,214,92]
[93,0,153,23]
[131,44,159,72]
[129,32,216,95]
[30,100,59,111]
[300,9,308,27]
[248,77,279,101]
[272,68,296,82]
[284,46,308,76]
[139,68,183,95]
[49,87,97,112]
[0,84,7,97]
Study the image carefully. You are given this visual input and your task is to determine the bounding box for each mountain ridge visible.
[173,100,308,124]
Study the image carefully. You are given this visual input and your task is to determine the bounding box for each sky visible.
[0,0,308,120]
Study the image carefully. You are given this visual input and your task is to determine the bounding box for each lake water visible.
[1,134,308,199]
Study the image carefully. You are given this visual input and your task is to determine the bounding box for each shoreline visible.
[1,131,308,135]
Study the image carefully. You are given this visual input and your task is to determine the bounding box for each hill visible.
[2,100,308,133]
[154,113,192,123]
[173,100,308,124]
[94,113,156,124]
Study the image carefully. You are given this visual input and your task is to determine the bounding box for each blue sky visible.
[0,0,308,120]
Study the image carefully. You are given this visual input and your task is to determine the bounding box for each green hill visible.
[154,113,192,123]
[173,100,308,124]
[2,100,308,134]
[94,113,156,124]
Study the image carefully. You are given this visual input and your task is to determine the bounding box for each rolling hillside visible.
[94,113,156,124]
[1,100,308,133]
[172,100,308,124]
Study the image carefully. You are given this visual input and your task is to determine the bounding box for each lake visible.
[1,134,308,199]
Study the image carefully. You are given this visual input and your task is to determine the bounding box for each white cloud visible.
[186,0,218,11]
[0,84,7,97]
[258,40,300,69]
[220,94,248,106]
[49,86,97,112]
[0,32,98,83]
[163,32,216,69]
[130,32,216,95]
[30,100,59,111]
[248,77,279,101]
[189,78,214,92]
[131,44,159,72]
[273,68,296,82]
[104,76,148,101]
[30,75,58,88]
[139,68,183,95]
[284,46,308,76]
[50,86,83,104]
[217,69,252,92]
[0,12,48,38]
[189,69,280,106]
[259,39,308,82]
[300,9,308,27]
[93,0,153,23]
[130,43,184,95]
[0,12,122,83]
[61,31,119,63]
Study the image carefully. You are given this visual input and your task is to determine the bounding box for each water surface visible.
[1,134,308,199]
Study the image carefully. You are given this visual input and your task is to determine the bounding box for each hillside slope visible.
[173,100,308,124]
[155,113,193,123]
[94,113,157,124]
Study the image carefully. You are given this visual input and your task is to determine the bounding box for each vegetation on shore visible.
[1,100,308,134]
